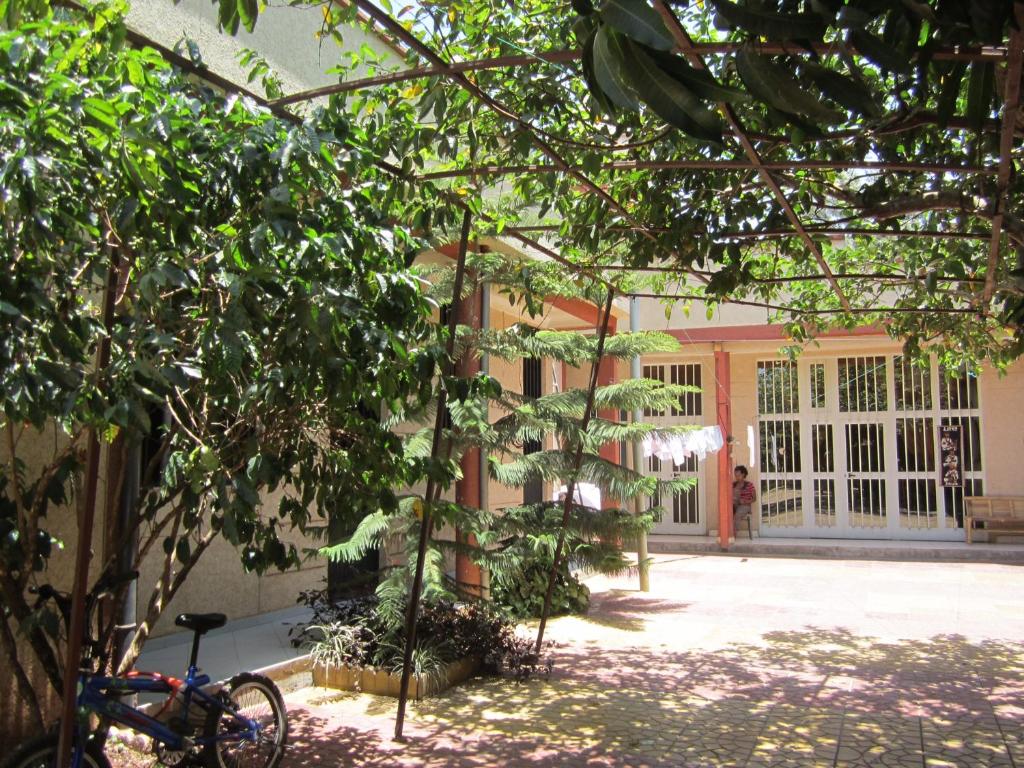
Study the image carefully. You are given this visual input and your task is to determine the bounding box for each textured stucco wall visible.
[979,358,1024,496]
[126,0,401,104]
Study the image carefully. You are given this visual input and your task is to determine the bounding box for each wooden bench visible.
[965,496,1024,543]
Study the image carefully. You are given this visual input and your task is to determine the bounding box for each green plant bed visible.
[292,592,550,688]
[311,656,481,699]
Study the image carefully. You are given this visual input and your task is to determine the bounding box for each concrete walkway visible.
[136,604,311,683]
[280,554,1024,767]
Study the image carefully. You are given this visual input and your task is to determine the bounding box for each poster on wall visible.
[939,425,963,487]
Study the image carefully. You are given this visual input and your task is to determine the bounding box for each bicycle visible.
[4,570,288,768]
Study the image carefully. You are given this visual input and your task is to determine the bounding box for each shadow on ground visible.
[281,628,1024,767]
[579,590,692,632]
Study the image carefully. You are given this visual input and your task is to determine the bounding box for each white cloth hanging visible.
[553,482,601,509]
[642,425,724,466]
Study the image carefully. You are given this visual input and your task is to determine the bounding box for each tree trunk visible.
[0,607,45,731]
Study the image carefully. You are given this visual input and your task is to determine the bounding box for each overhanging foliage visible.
[210,0,1024,370]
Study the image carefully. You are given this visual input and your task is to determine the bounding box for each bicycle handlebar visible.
[30,570,139,633]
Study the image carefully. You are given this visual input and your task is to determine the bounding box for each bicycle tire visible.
[2,733,111,768]
[202,672,288,768]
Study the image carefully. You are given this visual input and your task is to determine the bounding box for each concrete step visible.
[647,535,1024,563]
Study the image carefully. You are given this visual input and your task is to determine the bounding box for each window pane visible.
[812,423,834,473]
[643,364,665,417]
[894,356,932,411]
[814,479,836,527]
[944,478,984,528]
[848,479,887,527]
[671,363,702,417]
[673,478,699,524]
[896,418,935,472]
[758,361,799,414]
[940,416,982,472]
[760,479,802,527]
[810,363,825,409]
[845,423,885,473]
[839,356,887,412]
[760,420,802,474]
[939,366,980,410]
[898,478,938,528]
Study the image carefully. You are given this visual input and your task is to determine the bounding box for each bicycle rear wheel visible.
[203,672,287,768]
[2,734,111,768]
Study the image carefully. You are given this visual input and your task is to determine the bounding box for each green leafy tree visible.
[0,0,440,728]
[279,0,1024,370]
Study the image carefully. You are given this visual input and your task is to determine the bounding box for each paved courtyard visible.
[281,553,1024,767]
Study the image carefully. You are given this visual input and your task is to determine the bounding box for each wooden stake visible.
[394,208,473,741]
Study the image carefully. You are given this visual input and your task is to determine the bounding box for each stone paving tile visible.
[921,718,1013,767]
[256,556,1024,768]
[748,707,842,767]
[995,716,1024,767]
[833,713,925,768]
[671,701,770,766]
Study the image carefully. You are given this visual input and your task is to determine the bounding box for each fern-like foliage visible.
[476,327,680,366]
[489,450,694,502]
[478,502,656,587]
[495,378,697,421]
[320,509,393,564]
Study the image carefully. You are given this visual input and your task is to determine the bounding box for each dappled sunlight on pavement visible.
[280,555,1024,766]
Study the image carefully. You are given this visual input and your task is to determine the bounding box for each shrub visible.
[291,592,551,681]
[491,557,590,620]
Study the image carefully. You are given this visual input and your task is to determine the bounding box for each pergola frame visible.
[114,3,1024,317]
[51,0,1024,758]
[261,1,1023,317]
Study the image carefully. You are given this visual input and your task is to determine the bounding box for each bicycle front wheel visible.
[203,672,287,768]
[2,734,111,768]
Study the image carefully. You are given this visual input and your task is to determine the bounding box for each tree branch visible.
[856,191,1024,246]
[6,422,26,564]
[117,525,219,674]
[0,571,63,694]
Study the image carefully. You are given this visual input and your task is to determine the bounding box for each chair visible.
[734,508,753,539]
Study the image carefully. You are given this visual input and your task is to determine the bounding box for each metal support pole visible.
[630,298,650,592]
[534,290,616,654]
[394,209,472,741]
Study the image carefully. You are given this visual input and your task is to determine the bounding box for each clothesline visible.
[642,425,724,466]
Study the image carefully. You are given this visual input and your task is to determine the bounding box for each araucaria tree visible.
[327,258,697,624]
[0,0,440,727]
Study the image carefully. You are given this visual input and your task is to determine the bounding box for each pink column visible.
[715,350,733,549]
[454,283,483,597]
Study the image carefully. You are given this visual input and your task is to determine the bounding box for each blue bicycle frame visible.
[70,661,261,767]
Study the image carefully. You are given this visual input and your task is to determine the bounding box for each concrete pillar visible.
[630,297,650,591]
[715,348,733,550]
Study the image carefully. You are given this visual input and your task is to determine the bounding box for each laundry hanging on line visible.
[641,425,724,466]
[552,482,601,509]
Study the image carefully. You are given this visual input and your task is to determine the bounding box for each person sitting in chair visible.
[733,465,756,537]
